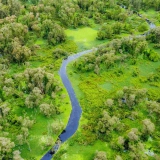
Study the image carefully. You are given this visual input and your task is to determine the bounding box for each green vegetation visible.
[54,36,160,159]
[0,0,160,159]
[66,27,106,51]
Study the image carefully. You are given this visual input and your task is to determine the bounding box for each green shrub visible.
[138,22,149,32]
[144,49,160,62]
[139,76,148,83]
[148,89,160,101]
[148,50,160,62]
[132,68,139,77]
[153,43,160,49]
[53,48,68,59]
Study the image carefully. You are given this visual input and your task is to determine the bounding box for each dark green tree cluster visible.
[73,36,151,74]
[42,20,66,45]
[147,27,160,49]
[118,0,160,11]
[0,0,150,65]
[0,22,32,63]
[0,0,21,18]
[97,22,123,40]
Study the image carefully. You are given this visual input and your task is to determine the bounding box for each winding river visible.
[41,9,156,160]
[41,49,96,160]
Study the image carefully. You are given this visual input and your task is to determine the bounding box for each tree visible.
[115,155,123,160]
[0,137,15,159]
[0,0,21,18]
[145,49,160,62]
[13,150,24,160]
[77,0,93,11]
[97,111,121,136]
[97,24,113,40]
[113,22,123,34]
[58,2,80,27]
[0,102,10,117]
[0,2,9,19]
[18,116,34,128]
[94,151,107,160]
[118,12,127,22]
[39,103,56,117]
[105,99,114,108]
[142,119,155,135]
[23,67,57,95]
[0,23,29,57]
[147,27,160,43]
[47,24,66,45]
[94,65,100,75]
[103,52,118,69]
[42,20,66,45]
[22,12,36,30]
[126,94,136,108]
[11,38,32,63]
[16,134,24,145]
[128,128,139,141]
[21,127,29,141]
[147,101,160,116]
[129,142,148,160]
[25,87,43,108]
[111,136,125,151]
[138,22,149,32]
[53,48,68,59]
[50,121,64,134]
[131,0,142,11]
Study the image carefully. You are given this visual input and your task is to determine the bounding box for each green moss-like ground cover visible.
[65,27,108,51]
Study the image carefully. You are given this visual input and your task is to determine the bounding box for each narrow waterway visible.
[41,49,95,160]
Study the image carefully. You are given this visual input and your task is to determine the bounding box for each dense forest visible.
[0,0,160,160]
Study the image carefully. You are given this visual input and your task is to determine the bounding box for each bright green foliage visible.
[147,27,160,43]
[97,24,113,40]
[144,49,160,62]
[138,22,149,32]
